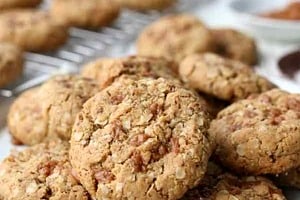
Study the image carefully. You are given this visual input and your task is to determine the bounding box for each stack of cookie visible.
[1,13,299,200]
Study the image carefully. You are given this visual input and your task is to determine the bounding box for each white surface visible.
[0,0,300,198]
[229,0,300,41]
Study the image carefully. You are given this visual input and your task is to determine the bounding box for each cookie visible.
[212,28,258,65]
[0,0,41,10]
[182,174,286,200]
[210,89,300,175]
[0,9,68,52]
[137,14,215,62]
[70,78,214,199]
[179,53,275,102]
[0,140,90,200]
[274,167,300,189]
[116,0,174,11]
[50,0,120,28]
[8,75,99,145]
[0,43,23,88]
[81,56,179,89]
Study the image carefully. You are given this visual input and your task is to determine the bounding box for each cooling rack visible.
[0,0,202,98]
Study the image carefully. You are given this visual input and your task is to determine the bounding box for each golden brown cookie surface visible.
[0,0,41,10]
[0,141,90,200]
[137,14,215,62]
[70,78,213,199]
[116,0,175,11]
[8,75,99,145]
[50,0,120,28]
[0,9,68,52]
[179,53,275,101]
[210,89,300,175]
[212,28,258,65]
[0,43,23,88]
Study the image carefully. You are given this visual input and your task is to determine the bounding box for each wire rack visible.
[0,0,202,98]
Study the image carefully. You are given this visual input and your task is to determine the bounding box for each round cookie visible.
[50,0,120,29]
[0,140,90,200]
[8,75,99,145]
[81,56,179,89]
[210,89,300,175]
[137,14,215,63]
[179,53,275,102]
[116,0,174,11]
[0,43,23,88]
[70,78,214,199]
[182,174,286,200]
[212,28,258,65]
[0,0,41,10]
[0,9,68,52]
[274,167,300,189]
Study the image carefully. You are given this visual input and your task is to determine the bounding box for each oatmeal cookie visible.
[0,9,68,52]
[212,28,258,65]
[0,140,89,200]
[70,78,213,199]
[50,0,120,29]
[81,56,179,89]
[116,0,174,11]
[8,75,99,145]
[137,14,215,62]
[210,89,300,175]
[0,43,23,88]
[182,174,286,200]
[179,53,275,101]
[0,0,41,10]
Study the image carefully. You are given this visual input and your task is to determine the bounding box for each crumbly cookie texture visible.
[210,89,300,175]
[8,75,99,145]
[0,140,90,200]
[0,43,23,88]
[137,14,215,62]
[274,167,300,189]
[182,173,286,200]
[0,9,68,52]
[0,0,41,10]
[81,56,179,89]
[212,28,257,65]
[70,78,214,200]
[50,0,120,28]
[116,0,174,11]
[179,53,275,102]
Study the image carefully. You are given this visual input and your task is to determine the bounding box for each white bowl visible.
[229,0,300,41]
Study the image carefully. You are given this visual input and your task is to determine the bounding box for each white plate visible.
[229,0,300,41]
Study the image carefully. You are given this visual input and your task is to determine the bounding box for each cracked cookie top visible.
[210,89,300,175]
[81,56,179,90]
[8,75,99,145]
[183,173,286,200]
[0,140,89,200]
[70,78,213,200]
[137,14,215,62]
[179,53,275,102]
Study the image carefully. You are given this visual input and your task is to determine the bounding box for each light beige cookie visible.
[8,75,99,145]
[210,89,300,175]
[70,78,214,199]
[137,14,215,62]
[0,0,41,10]
[179,53,275,101]
[50,0,120,28]
[116,0,175,11]
[0,43,23,88]
[81,56,179,89]
[0,9,68,52]
[182,174,286,200]
[0,140,90,200]
[212,28,258,65]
